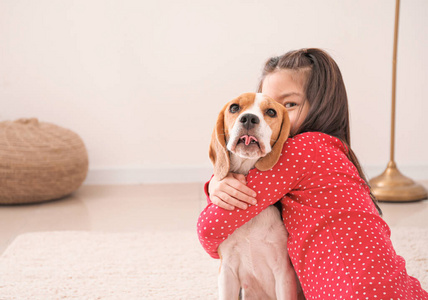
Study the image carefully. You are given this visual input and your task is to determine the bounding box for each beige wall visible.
[1,0,427,183]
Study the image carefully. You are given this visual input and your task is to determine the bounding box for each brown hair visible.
[258,48,381,215]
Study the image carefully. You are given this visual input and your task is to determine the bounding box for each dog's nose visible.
[239,114,260,130]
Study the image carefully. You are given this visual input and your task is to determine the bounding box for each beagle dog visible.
[209,92,299,300]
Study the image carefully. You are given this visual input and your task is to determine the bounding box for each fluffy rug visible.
[0,227,426,299]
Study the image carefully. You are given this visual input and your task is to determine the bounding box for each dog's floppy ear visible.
[255,109,291,171]
[209,107,230,180]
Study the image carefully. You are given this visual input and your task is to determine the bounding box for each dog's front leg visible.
[274,261,298,300]
[218,264,240,300]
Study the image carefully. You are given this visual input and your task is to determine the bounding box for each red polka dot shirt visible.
[197,132,428,299]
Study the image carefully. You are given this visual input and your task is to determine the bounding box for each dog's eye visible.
[229,104,240,114]
[266,109,277,117]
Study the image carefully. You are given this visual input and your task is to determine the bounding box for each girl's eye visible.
[229,104,240,113]
[266,109,277,118]
[285,102,297,109]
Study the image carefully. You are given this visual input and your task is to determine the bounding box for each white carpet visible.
[0,227,426,299]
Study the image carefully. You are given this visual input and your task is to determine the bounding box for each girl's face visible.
[261,69,310,135]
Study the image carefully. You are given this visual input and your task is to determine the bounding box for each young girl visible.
[197,48,428,299]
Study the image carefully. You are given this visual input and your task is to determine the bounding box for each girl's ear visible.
[209,109,230,180]
[255,111,290,171]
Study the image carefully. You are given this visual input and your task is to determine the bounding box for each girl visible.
[197,48,428,299]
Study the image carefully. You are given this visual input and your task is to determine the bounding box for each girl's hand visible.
[208,173,258,210]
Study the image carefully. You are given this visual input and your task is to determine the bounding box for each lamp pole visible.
[369,0,427,202]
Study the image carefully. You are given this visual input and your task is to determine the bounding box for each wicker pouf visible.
[0,118,89,204]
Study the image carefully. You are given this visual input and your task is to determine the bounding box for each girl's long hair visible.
[257,48,381,215]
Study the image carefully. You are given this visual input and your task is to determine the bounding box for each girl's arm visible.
[197,134,317,258]
[206,173,258,210]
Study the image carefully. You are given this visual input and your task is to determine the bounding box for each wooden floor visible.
[1,182,428,254]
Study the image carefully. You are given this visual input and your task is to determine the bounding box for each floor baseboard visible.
[84,166,213,184]
[83,164,427,185]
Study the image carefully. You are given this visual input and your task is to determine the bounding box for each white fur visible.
[218,94,298,300]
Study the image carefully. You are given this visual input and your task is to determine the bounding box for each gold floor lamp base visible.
[369,161,428,202]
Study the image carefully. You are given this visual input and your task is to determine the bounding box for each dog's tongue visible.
[240,135,258,146]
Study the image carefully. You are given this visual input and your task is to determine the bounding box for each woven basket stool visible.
[0,118,89,204]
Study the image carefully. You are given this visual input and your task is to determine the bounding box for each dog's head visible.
[209,92,290,180]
